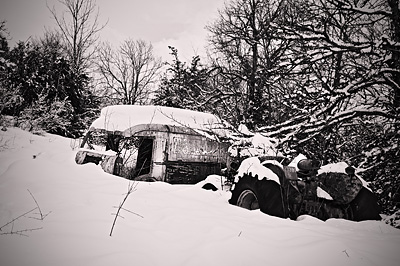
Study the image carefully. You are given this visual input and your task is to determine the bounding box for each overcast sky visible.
[0,0,225,61]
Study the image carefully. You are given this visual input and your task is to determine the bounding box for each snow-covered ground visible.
[1,127,399,266]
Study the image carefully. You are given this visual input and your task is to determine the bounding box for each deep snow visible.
[1,127,400,266]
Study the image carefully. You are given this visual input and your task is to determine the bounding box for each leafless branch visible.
[97,39,163,105]
[109,181,142,236]
[27,189,51,220]
[0,190,50,237]
[47,0,107,72]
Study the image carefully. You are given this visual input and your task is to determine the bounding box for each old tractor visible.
[228,155,381,221]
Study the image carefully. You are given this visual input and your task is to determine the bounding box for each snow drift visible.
[1,127,400,266]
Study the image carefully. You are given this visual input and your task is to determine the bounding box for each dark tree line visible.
[1,0,105,137]
[0,0,161,136]
[0,24,99,137]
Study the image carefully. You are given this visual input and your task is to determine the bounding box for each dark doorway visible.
[132,138,153,178]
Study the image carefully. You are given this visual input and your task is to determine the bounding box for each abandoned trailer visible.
[75,105,231,184]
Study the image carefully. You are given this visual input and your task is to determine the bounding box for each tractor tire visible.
[229,173,287,218]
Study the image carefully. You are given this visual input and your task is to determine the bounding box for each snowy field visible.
[1,127,400,266]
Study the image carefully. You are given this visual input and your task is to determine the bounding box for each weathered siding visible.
[168,134,227,163]
[123,123,230,183]
[165,161,224,184]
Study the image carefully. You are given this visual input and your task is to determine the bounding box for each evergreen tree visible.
[1,33,99,137]
[154,47,208,110]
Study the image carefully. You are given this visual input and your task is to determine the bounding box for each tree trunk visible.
[388,0,400,110]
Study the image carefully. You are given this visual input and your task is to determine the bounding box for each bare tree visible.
[48,0,106,74]
[262,0,400,141]
[97,39,163,105]
[275,0,400,212]
[207,0,297,129]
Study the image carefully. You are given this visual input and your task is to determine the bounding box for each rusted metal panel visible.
[165,161,224,184]
[168,134,225,163]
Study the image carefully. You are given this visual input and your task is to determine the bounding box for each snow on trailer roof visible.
[89,105,230,137]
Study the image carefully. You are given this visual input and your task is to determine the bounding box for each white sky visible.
[0,0,225,61]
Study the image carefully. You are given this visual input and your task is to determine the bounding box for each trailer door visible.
[132,138,153,177]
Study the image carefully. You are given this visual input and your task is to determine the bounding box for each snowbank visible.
[1,127,400,266]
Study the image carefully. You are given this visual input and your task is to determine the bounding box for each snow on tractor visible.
[228,154,381,221]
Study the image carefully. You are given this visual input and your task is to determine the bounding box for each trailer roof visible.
[89,105,230,137]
